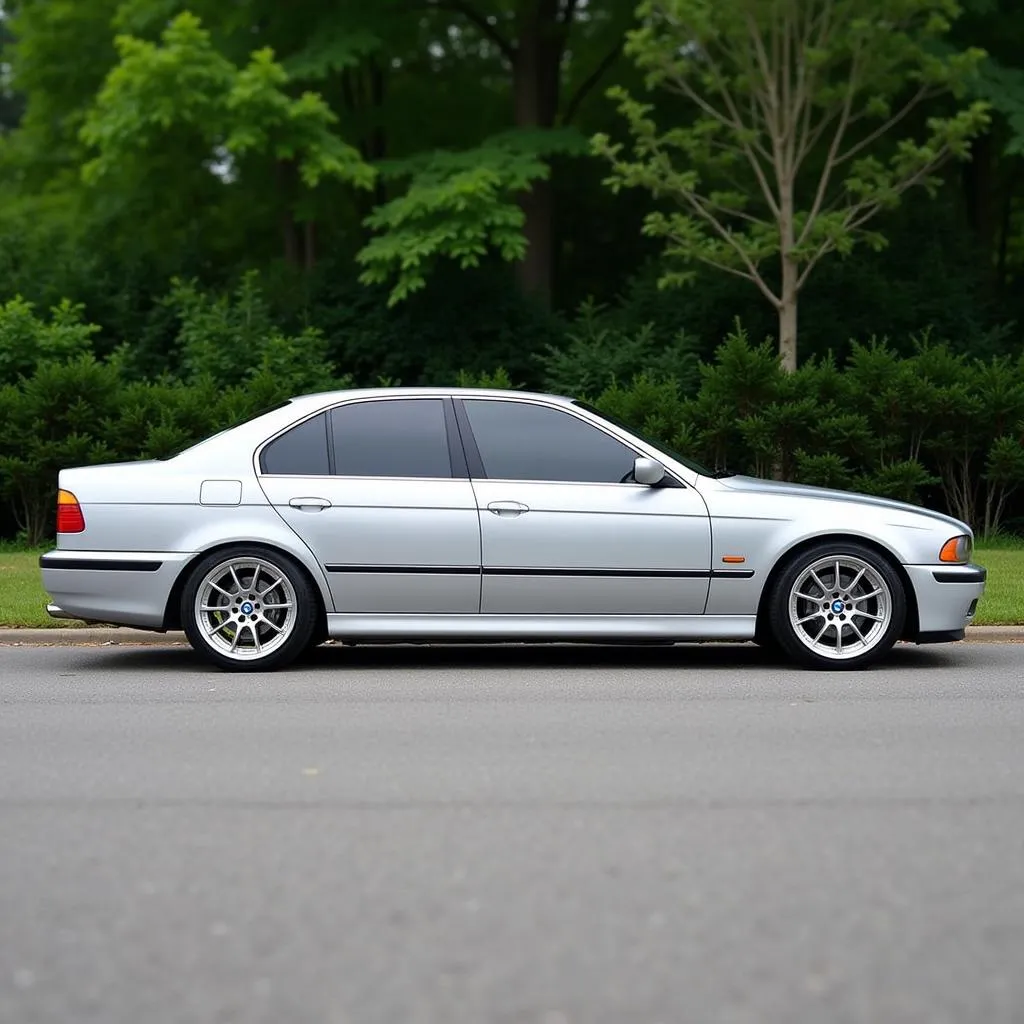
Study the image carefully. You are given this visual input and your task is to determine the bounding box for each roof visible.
[289,386,574,409]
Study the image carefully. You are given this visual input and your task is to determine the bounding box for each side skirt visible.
[325,614,756,643]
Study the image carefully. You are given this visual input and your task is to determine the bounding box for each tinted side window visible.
[331,399,452,478]
[260,412,330,475]
[463,400,636,483]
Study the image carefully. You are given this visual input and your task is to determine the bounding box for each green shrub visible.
[454,367,520,390]
[539,300,702,397]
[0,298,100,380]
[0,356,123,545]
[159,272,345,396]
[3,301,1023,542]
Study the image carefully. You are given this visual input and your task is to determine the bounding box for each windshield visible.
[571,400,716,478]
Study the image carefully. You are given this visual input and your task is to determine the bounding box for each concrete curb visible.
[0,627,188,646]
[0,626,1021,646]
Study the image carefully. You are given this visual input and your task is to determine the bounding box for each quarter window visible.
[331,399,453,478]
[462,400,637,483]
[259,412,330,475]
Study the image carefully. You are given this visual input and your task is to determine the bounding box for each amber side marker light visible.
[722,556,746,564]
[56,489,85,533]
[939,535,971,563]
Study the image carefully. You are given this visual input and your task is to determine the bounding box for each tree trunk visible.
[282,210,300,268]
[277,160,302,268]
[778,182,798,373]
[368,57,388,209]
[303,220,317,271]
[512,0,565,307]
[964,133,995,264]
[342,62,388,236]
[778,284,798,374]
[995,167,1019,295]
[517,180,554,306]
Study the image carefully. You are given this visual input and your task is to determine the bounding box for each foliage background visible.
[1,0,1023,542]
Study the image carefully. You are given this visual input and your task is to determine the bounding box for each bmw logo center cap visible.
[831,600,845,614]
[241,601,254,615]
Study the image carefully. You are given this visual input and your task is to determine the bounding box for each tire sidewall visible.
[181,546,319,671]
[769,542,907,670]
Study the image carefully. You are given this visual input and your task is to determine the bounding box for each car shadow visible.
[81,639,957,674]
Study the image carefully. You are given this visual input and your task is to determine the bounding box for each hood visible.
[716,476,970,533]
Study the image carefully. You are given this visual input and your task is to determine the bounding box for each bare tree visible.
[595,0,989,370]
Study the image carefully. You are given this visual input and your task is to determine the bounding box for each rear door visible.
[258,396,481,614]
[454,397,712,616]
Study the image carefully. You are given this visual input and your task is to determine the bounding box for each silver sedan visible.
[40,388,986,671]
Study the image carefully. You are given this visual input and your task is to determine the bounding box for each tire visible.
[768,541,906,671]
[180,546,319,672]
[296,621,330,662]
[753,621,783,652]
[306,620,329,650]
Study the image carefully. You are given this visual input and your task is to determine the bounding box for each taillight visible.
[56,489,85,533]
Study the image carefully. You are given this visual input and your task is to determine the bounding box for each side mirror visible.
[633,456,666,486]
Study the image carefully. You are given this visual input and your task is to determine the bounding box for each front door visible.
[258,397,481,614]
[455,398,712,616]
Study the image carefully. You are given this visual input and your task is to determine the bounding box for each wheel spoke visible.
[209,581,232,598]
[260,618,284,634]
[809,570,828,596]
[813,621,830,643]
[794,591,821,603]
[259,576,284,598]
[795,611,823,626]
[205,619,233,637]
[851,610,884,622]
[848,619,867,643]
[229,565,244,594]
[856,588,883,601]
[249,623,262,653]
[834,625,844,654]
[200,604,229,612]
[846,567,866,593]
[834,560,842,591]
[261,602,292,611]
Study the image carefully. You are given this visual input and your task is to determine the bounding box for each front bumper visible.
[40,550,194,629]
[904,562,987,641]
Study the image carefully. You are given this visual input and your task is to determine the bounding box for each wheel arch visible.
[755,533,919,642]
[161,540,328,632]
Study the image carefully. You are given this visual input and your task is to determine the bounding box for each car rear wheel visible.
[768,542,906,670]
[181,547,318,671]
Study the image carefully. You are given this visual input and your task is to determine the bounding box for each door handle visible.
[487,500,529,517]
[288,497,332,511]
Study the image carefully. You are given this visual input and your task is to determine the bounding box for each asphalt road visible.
[1,641,1023,1024]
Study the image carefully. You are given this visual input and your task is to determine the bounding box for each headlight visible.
[939,535,972,563]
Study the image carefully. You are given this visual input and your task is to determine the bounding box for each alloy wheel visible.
[194,557,298,661]
[787,555,893,662]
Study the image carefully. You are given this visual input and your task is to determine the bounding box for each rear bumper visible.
[904,562,986,642]
[40,550,193,629]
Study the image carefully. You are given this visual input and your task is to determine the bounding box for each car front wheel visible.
[181,547,319,671]
[768,542,907,670]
